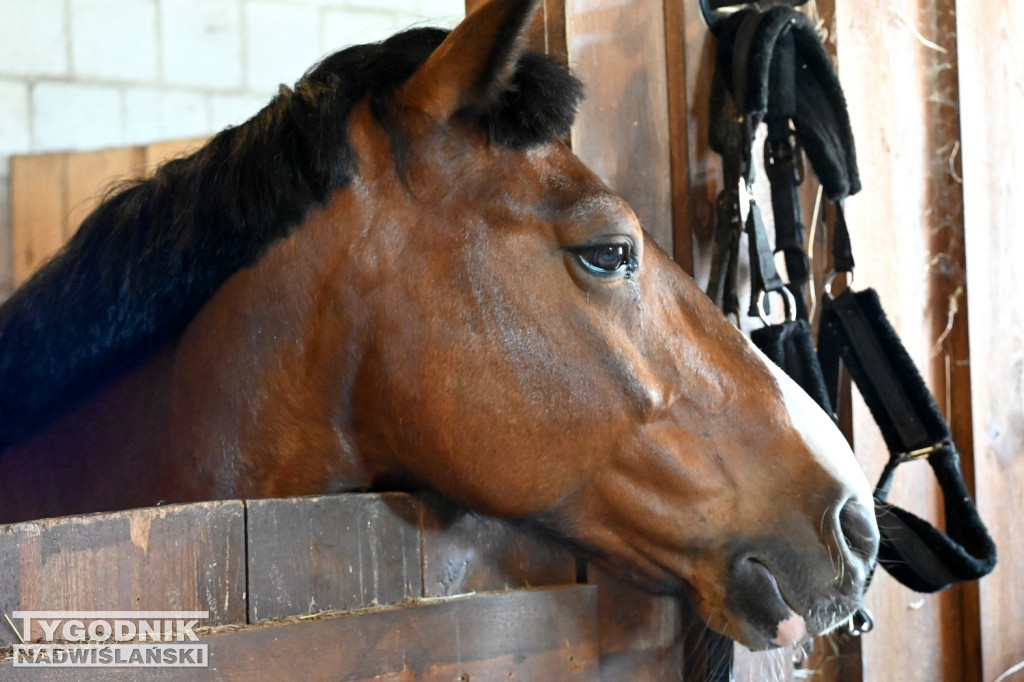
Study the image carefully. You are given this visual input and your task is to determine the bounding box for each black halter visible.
[701,2,996,674]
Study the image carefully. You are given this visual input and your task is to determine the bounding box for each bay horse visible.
[0,0,878,650]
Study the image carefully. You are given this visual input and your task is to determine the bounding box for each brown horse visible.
[0,0,877,650]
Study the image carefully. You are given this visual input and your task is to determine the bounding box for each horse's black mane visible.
[0,27,583,449]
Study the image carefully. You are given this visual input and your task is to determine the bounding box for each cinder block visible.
[209,93,270,130]
[161,0,243,89]
[322,10,408,51]
[245,2,323,91]
[123,88,209,145]
[0,81,31,157]
[349,0,417,14]
[32,83,123,152]
[0,0,68,77]
[70,0,158,82]
[416,0,466,20]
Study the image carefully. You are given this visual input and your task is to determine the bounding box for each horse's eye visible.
[576,243,634,275]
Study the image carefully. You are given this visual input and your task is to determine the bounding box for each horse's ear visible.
[397,0,539,121]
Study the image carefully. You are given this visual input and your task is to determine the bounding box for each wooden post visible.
[957,1,1024,680]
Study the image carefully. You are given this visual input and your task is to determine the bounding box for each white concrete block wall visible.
[0,0,465,299]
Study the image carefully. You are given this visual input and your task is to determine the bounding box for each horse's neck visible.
[0,347,183,522]
[0,199,394,523]
[169,196,394,500]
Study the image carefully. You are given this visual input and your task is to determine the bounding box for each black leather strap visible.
[819,290,997,592]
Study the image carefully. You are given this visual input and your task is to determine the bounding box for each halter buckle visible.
[895,441,948,464]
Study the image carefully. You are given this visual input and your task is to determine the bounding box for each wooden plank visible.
[674,0,721,286]
[565,0,674,252]
[64,147,146,239]
[0,587,601,681]
[10,153,66,286]
[143,137,209,176]
[957,1,1024,680]
[832,0,974,679]
[419,496,576,597]
[246,494,421,621]
[0,501,246,647]
[586,565,683,682]
[663,0,695,274]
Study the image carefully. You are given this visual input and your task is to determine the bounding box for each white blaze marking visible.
[749,339,874,506]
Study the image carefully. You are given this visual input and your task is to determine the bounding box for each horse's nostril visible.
[837,498,880,582]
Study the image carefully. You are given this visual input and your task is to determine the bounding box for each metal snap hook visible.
[756,286,798,325]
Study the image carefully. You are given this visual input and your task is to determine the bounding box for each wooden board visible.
[64,147,146,239]
[957,1,1024,680]
[419,497,577,598]
[586,565,683,682]
[10,154,66,287]
[10,139,200,287]
[246,494,422,622]
[0,501,246,647]
[833,0,975,679]
[565,0,674,252]
[0,586,601,681]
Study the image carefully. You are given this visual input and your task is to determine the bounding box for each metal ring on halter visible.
[756,286,797,326]
[824,269,855,298]
[846,606,875,637]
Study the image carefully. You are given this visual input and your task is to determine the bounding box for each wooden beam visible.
[957,0,1024,679]
[0,501,246,647]
[565,0,674,252]
[419,496,576,598]
[246,494,422,622]
[1,587,601,681]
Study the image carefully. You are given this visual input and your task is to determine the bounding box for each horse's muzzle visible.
[724,497,880,649]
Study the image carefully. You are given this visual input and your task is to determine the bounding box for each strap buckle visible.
[895,440,949,465]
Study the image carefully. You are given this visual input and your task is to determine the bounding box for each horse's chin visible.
[704,559,862,650]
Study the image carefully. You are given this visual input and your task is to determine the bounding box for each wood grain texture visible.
[586,565,683,682]
[246,494,422,621]
[565,0,673,252]
[957,1,1024,680]
[0,587,601,681]
[10,154,66,286]
[0,501,246,647]
[833,0,972,679]
[64,147,146,240]
[419,497,576,598]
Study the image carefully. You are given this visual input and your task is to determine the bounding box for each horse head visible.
[301,0,879,649]
[0,0,879,651]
